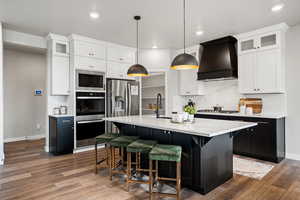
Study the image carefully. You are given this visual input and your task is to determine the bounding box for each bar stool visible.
[95,133,119,174]
[126,139,157,192]
[109,136,139,180]
[149,144,182,200]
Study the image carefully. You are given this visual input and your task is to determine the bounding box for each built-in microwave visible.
[76,70,105,92]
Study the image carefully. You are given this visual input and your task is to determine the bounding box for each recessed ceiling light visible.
[89,12,100,19]
[196,30,204,36]
[271,3,284,12]
[152,45,158,49]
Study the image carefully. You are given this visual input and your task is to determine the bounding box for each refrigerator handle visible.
[128,83,132,115]
[125,82,128,116]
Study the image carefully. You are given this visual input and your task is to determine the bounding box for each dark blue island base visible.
[114,122,234,195]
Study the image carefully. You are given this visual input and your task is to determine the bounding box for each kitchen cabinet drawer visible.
[107,45,135,64]
[74,40,106,59]
[75,56,106,72]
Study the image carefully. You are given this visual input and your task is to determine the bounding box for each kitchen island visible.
[105,116,257,194]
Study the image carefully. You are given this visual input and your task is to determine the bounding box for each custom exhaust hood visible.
[197,36,238,81]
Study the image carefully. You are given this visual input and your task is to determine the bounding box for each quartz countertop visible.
[196,112,286,119]
[105,115,257,137]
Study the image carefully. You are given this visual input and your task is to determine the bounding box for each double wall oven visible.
[76,70,106,147]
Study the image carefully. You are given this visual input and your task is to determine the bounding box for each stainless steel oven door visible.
[76,119,105,141]
[76,70,105,91]
[76,92,105,118]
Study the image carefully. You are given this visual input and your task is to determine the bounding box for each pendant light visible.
[171,0,199,70]
[127,16,149,77]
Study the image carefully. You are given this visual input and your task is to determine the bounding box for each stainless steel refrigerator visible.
[106,79,140,132]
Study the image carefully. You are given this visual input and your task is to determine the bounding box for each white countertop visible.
[105,115,257,137]
[49,114,74,118]
[196,112,286,119]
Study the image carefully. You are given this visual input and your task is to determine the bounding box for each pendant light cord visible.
[136,18,139,64]
[183,0,186,53]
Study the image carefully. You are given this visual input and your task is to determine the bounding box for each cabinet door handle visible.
[89,66,95,68]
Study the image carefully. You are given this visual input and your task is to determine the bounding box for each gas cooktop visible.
[197,109,239,114]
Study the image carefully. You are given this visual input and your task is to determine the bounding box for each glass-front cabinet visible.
[238,31,280,54]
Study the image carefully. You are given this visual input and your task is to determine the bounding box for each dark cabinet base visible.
[195,114,285,163]
[49,116,74,155]
[114,123,234,195]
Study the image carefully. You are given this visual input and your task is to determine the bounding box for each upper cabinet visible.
[107,44,136,64]
[175,46,204,96]
[237,23,288,94]
[47,34,70,96]
[73,40,106,60]
[106,44,136,80]
[52,40,69,57]
[238,32,280,55]
[69,34,107,73]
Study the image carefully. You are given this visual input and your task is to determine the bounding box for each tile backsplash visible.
[174,79,286,114]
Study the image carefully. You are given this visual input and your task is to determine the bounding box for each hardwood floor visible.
[1,139,300,200]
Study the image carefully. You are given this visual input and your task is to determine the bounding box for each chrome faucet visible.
[156,93,162,118]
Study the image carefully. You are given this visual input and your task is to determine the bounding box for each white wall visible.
[0,23,4,165]
[285,24,300,160]
[3,49,47,141]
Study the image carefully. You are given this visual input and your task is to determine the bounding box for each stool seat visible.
[149,144,182,162]
[95,133,119,143]
[127,140,157,153]
[110,136,139,148]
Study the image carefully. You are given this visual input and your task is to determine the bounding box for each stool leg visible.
[121,147,124,168]
[176,161,181,200]
[109,146,113,181]
[149,159,153,200]
[136,152,139,176]
[105,144,109,166]
[95,141,98,174]
[155,160,158,183]
[126,152,131,192]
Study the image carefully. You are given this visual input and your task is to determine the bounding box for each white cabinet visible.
[237,23,288,94]
[174,45,203,96]
[75,56,106,72]
[47,34,70,96]
[73,40,106,60]
[238,32,280,55]
[106,61,134,80]
[107,45,136,64]
[179,69,204,96]
[51,55,70,95]
[52,40,69,56]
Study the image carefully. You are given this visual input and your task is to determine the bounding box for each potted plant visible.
[184,99,196,122]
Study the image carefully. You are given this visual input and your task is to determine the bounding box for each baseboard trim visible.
[286,153,300,161]
[73,144,104,154]
[4,134,45,143]
[0,153,4,165]
[44,145,49,153]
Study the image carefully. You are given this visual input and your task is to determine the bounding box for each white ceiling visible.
[1,0,300,49]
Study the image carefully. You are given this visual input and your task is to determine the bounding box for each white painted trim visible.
[68,34,106,45]
[0,153,4,165]
[44,145,49,153]
[286,153,300,161]
[73,144,104,154]
[4,134,45,143]
[3,29,46,49]
[0,22,4,166]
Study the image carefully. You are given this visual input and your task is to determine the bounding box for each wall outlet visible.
[36,123,41,130]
